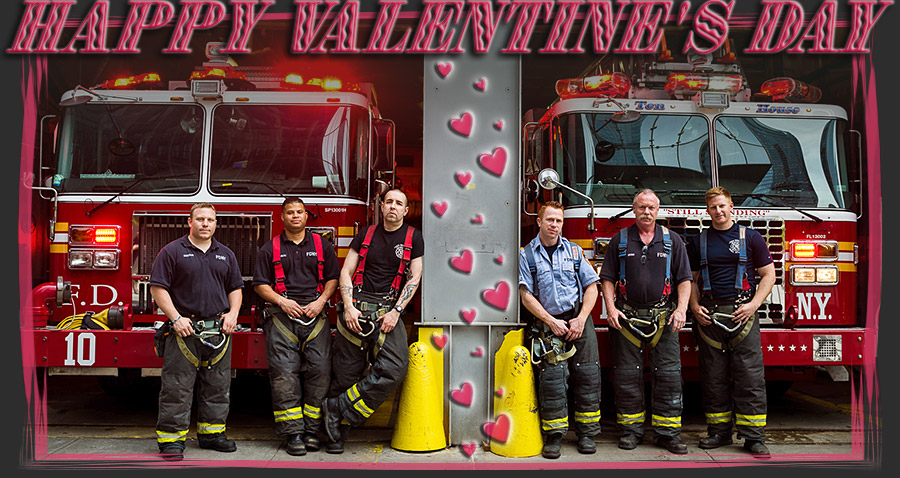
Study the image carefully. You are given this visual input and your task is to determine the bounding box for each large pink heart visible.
[478,146,507,177]
[482,281,510,311]
[460,309,476,324]
[449,112,473,137]
[431,201,448,217]
[450,382,473,407]
[455,171,472,187]
[482,414,511,443]
[450,249,473,274]
[436,62,452,78]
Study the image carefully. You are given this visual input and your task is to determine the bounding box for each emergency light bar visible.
[665,72,743,99]
[759,77,822,103]
[106,72,164,90]
[190,66,247,81]
[555,72,631,99]
[281,74,350,92]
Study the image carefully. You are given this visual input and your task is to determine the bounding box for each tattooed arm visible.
[378,256,423,333]
[339,248,363,333]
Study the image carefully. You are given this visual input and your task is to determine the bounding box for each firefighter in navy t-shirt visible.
[687,187,775,457]
[322,189,424,454]
[253,197,340,456]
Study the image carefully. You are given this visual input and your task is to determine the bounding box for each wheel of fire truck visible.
[96,368,160,404]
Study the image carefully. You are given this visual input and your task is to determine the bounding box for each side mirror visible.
[373,119,395,172]
[538,168,560,190]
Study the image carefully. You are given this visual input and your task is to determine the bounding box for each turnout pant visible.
[262,307,332,437]
[328,317,409,427]
[610,322,683,440]
[534,315,602,438]
[156,333,232,450]
[695,311,767,441]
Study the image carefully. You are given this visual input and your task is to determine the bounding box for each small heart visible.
[436,61,452,78]
[474,78,487,91]
[493,120,504,131]
[432,333,448,350]
[460,309,476,324]
[477,146,507,177]
[494,254,504,265]
[455,171,472,188]
[482,281,511,311]
[471,214,484,224]
[450,249,474,274]
[460,441,477,458]
[431,201,448,217]
[495,388,504,397]
[482,414,511,443]
[450,382,474,407]
[449,112,474,137]
[471,347,484,357]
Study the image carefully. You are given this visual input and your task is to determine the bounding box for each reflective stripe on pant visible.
[610,322,683,440]
[695,313,766,441]
[263,312,332,436]
[328,318,409,427]
[535,322,602,438]
[157,333,232,450]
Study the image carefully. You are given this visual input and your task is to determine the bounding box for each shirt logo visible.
[306,251,317,257]
[394,244,404,259]
[729,239,741,254]
[183,253,194,258]
[215,254,227,261]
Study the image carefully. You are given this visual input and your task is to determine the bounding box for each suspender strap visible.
[390,227,416,294]
[736,226,750,293]
[617,229,628,297]
[700,229,711,293]
[312,233,325,294]
[353,226,377,287]
[524,245,538,299]
[272,236,287,295]
[661,226,672,298]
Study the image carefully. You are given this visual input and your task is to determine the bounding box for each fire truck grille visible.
[135,214,271,276]
[657,217,786,286]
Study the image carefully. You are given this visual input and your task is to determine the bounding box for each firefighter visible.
[253,197,340,456]
[599,189,692,455]
[518,201,602,459]
[322,189,424,454]
[150,203,243,461]
[688,187,775,457]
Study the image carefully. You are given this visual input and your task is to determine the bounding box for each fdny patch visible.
[394,243,404,259]
[729,239,741,254]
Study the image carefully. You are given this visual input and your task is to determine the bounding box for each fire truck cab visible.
[30,43,396,377]
[522,49,865,381]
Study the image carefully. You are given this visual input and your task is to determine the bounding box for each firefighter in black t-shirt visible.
[253,197,340,456]
[150,203,243,461]
[321,189,424,454]
[688,187,775,457]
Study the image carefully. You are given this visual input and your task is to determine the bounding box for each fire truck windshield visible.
[54,104,203,193]
[210,104,367,198]
[715,116,850,209]
[552,113,712,206]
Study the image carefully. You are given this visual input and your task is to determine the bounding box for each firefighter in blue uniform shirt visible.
[150,202,243,461]
[599,189,692,455]
[518,201,602,459]
[253,197,340,456]
[688,187,775,457]
[322,189,424,454]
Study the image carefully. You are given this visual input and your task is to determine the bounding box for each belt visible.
[616,301,669,348]
[337,300,387,359]
[529,313,578,366]
[176,333,230,368]
[696,308,756,351]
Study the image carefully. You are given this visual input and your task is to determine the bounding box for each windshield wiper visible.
[739,192,823,223]
[86,173,197,216]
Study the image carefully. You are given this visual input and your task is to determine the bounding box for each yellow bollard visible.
[490,328,542,457]
[390,339,448,451]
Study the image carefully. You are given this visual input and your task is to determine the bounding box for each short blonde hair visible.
[190,202,216,218]
[705,187,732,205]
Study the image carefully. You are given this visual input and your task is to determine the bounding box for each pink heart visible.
[482,414,511,443]
[471,214,484,224]
[450,382,474,407]
[495,387,504,397]
[493,120,504,131]
[477,146,507,177]
[450,249,474,274]
[455,171,472,187]
[482,281,511,311]
[449,112,474,137]
[460,441,477,457]
[432,333,448,350]
[474,78,487,91]
[460,309,476,324]
[471,347,484,357]
[436,61,452,78]
[431,201,448,217]
[494,254,504,265]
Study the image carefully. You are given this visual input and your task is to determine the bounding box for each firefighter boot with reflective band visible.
[322,397,342,443]
[542,433,562,459]
[159,445,184,461]
[577,436,596,454]
[744,440,770,457]
[656,435,688,454]
[198,433,236,452]
[285,434,306,456]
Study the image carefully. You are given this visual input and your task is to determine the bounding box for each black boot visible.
[285,434,307,456]
[322,397,342,443]
[198,433,237,453]
[699,433,733,449]
[541,433,562,459]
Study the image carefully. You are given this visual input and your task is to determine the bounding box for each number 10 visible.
[63,332,96,366]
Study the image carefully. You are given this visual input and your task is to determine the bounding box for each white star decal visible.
[801,345,807,352]
[684,345,690,352]
[767,345,774,351]
[790,345,796,351]
[778,345,785,351]
[695,346,700,352]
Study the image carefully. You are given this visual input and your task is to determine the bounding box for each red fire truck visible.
[29,43,396,382]
[522,48,868,384]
